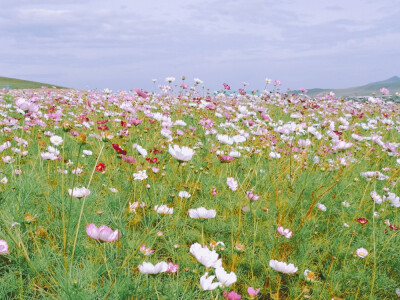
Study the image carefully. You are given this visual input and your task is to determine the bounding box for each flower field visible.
[0,80,399,299]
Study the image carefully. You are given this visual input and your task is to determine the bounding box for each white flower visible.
[226,177,238,191]
[135,145,147,158]
[50,135,63,146]
[269,152,281,159]
[215,267,237,287]
[68,187,90,198]
[356,248,368,258]
[383,192,400,207]
[194,78,203,85]
[168,145,195,162]
[47,146,60,155]
[165,77,175,83]
[189,207,216,219]
[190,243,222,268]
[72,168,83,174]
[277,226,293,238]
[82,150,93,156]
[154,205,173,215]
[1,177,7,184]
[178,191,191,198]
[2,156,14,164]
[216,134,234,145]
[109,188,118,193]
[342,201,350,207]
[138,261,168,274]
[265,78,271,84]
[40,152,58,160]
[133,170,148,181]
[396,288,400,297]
[317,203,327,211]
[344,223,349,227]
[200,272,221,290]
[269,260,298,274]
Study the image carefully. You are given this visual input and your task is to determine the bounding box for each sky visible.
[1,0,400,92]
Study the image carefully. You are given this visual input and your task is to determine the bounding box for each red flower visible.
[146,157,158,164]
[97,124,109,131]
[357,218,368,225]
[112,144,127,155]
[95,163,106,173]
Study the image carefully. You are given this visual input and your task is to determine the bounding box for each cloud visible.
[0,0,399,91]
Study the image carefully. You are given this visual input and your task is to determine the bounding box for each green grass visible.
[0,87,399,299]
[0,76,67,90]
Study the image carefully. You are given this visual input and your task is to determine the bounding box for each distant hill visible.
[0,76,67,89]
[294,76,400,97]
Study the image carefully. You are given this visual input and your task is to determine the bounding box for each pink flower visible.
[246,190,260,201]
[277,226,293,238]
[380,87,389,95]
[86,224,121,242]
[166,262,179,273]
[134,88,148,98]
[223,291,241,300]
[247,287,260,298]
[0,240,10,255]
[223,83,231,90]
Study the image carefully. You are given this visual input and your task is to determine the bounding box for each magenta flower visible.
[0,240,10,255]
[134,88,148,98]
[219,155,235,163]
[247,287,260,298]
[86,224,121,242]
[223,291,241,300]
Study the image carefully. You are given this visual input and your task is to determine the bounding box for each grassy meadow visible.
[0,81,399,299]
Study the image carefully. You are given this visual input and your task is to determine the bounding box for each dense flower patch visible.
[0,81,399,298]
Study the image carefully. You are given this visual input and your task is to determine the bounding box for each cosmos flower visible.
[304,269,317,282]
[247,287,260,298]
[215,267,237,287]
[68,187,90,198]
[317,203,327,211]
[200,272,221,290]
[277,226,293,238]
[154,205,173,215]
[178,191,191,198]
[138,261,168,274]
[168,145,195,161]
[165,77,175,83]
[269,260,298,273]
[1,177,7,184]
[133,170,148,181]
[246,190,260,201]
[190,243,222,268]
[226,177,238,191]
[356,248,368,258]
[50,135,63,146]
[0,240,10,254]
[85,224,121,242]
[188,207,216,219]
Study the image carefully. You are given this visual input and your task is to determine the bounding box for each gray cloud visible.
[0,0,399,91]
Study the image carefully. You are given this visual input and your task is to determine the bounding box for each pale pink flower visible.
[85,224,121,242]
[0,240,10,254]
[227,177,238,191]
[277,226,293,238]
[356,248,368,258]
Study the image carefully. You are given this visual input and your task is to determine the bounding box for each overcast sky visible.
[1,0,399,92]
